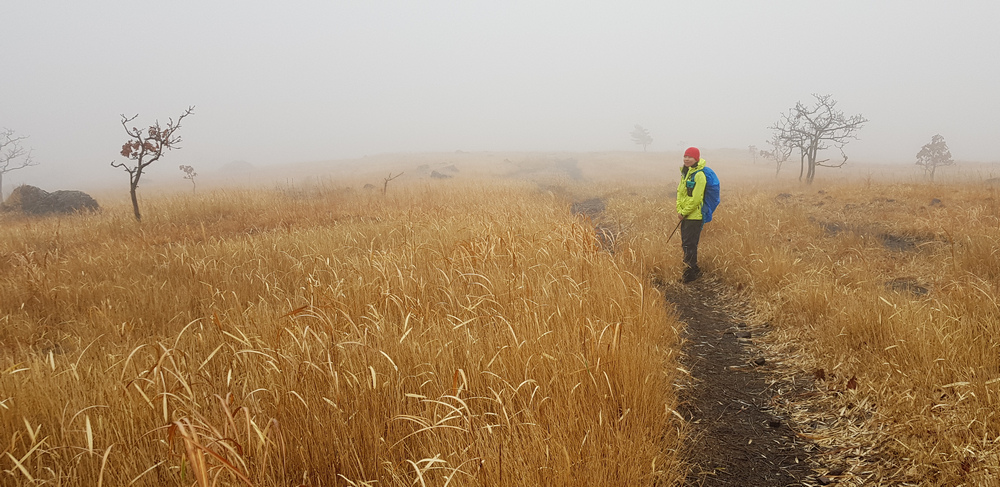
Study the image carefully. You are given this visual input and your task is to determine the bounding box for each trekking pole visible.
[665,218,683,245]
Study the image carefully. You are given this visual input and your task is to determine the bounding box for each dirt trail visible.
[665,278,820,486]
[570,196,823,485]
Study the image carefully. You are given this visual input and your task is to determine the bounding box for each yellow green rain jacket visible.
[676,158,707,220]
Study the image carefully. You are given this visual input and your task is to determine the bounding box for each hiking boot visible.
[681,267,701,284]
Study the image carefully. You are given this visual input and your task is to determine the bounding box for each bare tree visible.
[760,132,792,177]
[179,165,198,193]
[769,94,868,184]
[0,128,38,199]
[915,134,954,181]
[630,125,653,152]
[111,107,194,221]
[382,172,402,195]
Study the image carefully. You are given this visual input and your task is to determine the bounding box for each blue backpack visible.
[692,167,721,223]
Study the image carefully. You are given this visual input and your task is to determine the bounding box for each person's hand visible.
[677,213,685,221]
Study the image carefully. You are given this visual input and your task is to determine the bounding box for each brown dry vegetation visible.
[583,157,1000,485]
[0,181,682,485]
[4,151,1000,486]
[675,179,1000,485]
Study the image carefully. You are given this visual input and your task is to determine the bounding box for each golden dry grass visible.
[0,181,683,485]
[579,160,1000,484]
[688,179,1000,485]
[6,151,1000,486]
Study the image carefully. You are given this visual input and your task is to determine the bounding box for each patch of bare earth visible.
[665,278,830,486]
[573,195,831,485]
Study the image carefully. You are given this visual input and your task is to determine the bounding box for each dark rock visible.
[430,171,452,179]
[442,164,459,173]
[1,184,48,211]
[363,183,376,190]
[735,331,752,339]
[753,357,766,366]
[46,191,99,213]
[768,418,782,428]
[817,475,836,485]
[2,185,99,215]
[929,198,944,207]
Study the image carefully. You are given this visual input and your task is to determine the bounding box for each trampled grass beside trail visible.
[0,182,683,486]
[692,181,1000,485]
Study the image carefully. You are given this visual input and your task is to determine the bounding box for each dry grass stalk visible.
[684,181,1000,485]
[0,181,683,485]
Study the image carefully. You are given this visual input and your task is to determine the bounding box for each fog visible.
[2,1,999,193]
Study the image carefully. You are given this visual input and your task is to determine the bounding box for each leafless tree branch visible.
[382,172,403,195]
[767,94,867,183]
[0,128,40,198]
[111,106,195,220]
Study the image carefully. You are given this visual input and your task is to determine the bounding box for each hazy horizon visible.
[3,1,999,194]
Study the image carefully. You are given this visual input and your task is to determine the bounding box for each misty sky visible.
[2,1,999,190]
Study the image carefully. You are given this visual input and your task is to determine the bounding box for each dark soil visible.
[571,197,618,253]
[885,277,930,296]
[570,197,606,218]
[811,218,936,253]
[666,278,819,486]
[574,195,823,484]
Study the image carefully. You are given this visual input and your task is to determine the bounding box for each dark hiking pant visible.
[680,219,704,280]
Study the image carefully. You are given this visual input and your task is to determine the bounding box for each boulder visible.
[1,185,99,215]
[1,185,48,212]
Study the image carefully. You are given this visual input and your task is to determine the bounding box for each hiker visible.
[676,147,719,283]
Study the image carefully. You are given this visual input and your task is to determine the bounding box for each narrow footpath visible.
[666,277,821,486]
[570,195,827,485]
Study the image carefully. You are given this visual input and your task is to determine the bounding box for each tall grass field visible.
[2,154,1000,485]
[0,181,683,486]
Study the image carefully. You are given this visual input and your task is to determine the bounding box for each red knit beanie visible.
[684,147,700,160]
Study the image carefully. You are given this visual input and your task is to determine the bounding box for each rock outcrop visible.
[1,185,100,215]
